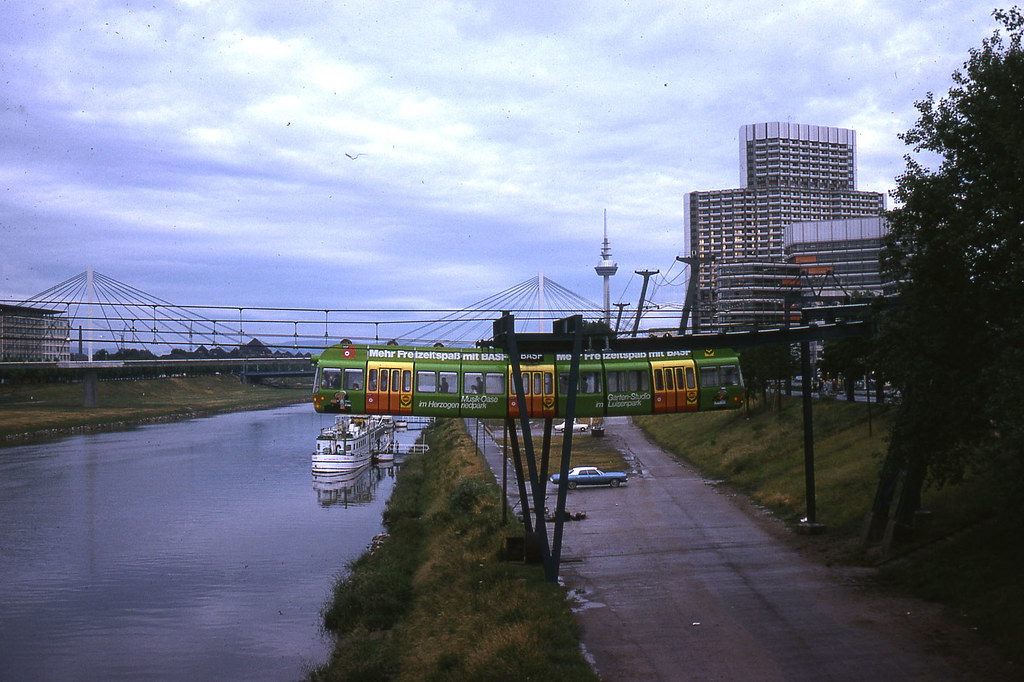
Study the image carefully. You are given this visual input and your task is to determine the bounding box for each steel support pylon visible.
[493,312,583,583]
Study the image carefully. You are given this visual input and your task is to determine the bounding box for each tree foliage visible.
[879,8,1024,514]
[740,344,797,410]
[820,336,871,402]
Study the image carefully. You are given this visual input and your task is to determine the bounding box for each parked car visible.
[554,420,588,432]
[550,466,627,489]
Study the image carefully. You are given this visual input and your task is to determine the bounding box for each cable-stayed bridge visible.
[4,270,624,362]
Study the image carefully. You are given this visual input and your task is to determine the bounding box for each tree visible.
[820,336,870,402]
[871,8,1024,536]
[739,344,797,411]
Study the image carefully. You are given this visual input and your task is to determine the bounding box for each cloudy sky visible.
[0,1,1001,338]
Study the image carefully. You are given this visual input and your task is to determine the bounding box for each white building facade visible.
[685,123,886,332]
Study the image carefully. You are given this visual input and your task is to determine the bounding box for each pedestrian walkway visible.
[470,416,1003,681]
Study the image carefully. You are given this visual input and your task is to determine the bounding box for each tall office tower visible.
[684,122,885,332]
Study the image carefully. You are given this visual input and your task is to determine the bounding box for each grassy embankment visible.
[0,375,310,444]
[310,418,603,681]
[635,397,1023,668]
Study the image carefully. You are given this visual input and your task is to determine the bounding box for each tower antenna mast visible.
[594,209,618,326]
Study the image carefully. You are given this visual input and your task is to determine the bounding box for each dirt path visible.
[549,417,1015,681]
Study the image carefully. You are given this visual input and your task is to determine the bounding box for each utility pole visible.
[613,302,629,333]
[631,269,659,337]
[677,254,710,335]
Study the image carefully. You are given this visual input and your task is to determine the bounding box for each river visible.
[0,404,415,681]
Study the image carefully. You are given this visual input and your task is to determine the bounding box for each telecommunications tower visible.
[594,209,618,326]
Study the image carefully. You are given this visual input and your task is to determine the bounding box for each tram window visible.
[464,372,484,394]
[633,370,650,391]
[344,369,363,391]
[390,369,401,392]
[402,370,412,392]
[544,372,553,394]
[485,373,506,395]
[720,365,740,386]
[700,366,720,387]
[685,367,696,390]
[653,369,664,391]
[367,369,378,391]
[665,369,675,391]
[320,368,342,390]
[521,373,531,395]
[439,372,457,394]
[607,370,623,392]
[674,368,686,390]
[417,371,436,393]
[533,373,542,395]
[559,372,602,393]
[611,370,646,392]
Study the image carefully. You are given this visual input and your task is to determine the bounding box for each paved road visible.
[471,417,1008,681]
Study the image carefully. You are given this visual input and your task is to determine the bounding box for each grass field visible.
[483,419,629,473]
[0,375,310,443]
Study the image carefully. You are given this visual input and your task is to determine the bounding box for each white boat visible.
[312,415,394,474]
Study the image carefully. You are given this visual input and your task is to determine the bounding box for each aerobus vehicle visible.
[312,342,744,419]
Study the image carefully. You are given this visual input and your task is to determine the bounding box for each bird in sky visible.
[345,153,365,160]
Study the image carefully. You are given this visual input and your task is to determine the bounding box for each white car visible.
[554,420,588,432]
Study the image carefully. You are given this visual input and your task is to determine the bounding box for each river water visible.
[0,404,412,681]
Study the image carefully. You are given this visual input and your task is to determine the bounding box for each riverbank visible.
[310,418,597,681]
[0,375,310,445]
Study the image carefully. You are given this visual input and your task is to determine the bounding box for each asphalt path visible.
[471,417,1010,681]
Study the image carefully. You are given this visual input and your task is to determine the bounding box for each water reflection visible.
[313,463,379,507]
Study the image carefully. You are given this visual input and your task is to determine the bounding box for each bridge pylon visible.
[486,312,586,583]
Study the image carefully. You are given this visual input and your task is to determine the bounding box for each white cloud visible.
[0,0,1007,325]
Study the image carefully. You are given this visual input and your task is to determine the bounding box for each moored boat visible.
[312,415,394,474]
[375,445,395,464]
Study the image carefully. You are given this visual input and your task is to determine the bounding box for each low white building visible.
[0,304,70,361]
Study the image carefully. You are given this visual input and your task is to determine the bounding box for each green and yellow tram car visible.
[509,353,557,419]
[312,342,744,419]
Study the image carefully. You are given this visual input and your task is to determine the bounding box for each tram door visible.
[365,361,414,415]
[651,360,698,414]
[508,366,556,418]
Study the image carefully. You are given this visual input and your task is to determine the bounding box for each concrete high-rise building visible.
[785,216,893,300]
[684,122,886,332]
